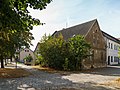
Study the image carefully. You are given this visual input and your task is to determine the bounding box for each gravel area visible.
[0,63,120,90]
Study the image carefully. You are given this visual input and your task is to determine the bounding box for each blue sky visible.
[30,0,120,50]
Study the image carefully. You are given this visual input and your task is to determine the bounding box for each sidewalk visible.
[3,62,32,69]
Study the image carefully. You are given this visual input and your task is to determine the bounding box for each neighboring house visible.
[53,19,106,69]
[117,38,120,40]
[102,31,120,65]
[20,48,35,65]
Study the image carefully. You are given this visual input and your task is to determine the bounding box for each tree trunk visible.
[0,55,4,68]
[79,59,82,70]
[10,56,12,62]
[5,57,7,65]
[79,62,82,70]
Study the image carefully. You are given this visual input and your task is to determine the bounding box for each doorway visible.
[108,56,110,65]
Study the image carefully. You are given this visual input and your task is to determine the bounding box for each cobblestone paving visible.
[0,64,120,90]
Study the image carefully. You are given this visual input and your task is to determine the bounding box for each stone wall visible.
[83,21,107,69]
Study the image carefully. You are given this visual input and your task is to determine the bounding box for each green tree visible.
[0,0,52,68]
[37,34,91,70]
[24,54,33,64]
[68,35,91,70]
[38,34,66,69]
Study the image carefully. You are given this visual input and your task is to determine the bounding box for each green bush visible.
[37,34,91,70]
[37,55,47,66]
[24,55,33,62]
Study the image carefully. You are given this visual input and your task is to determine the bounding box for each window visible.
[93,39,96,45]
[96,35,99,44]
[93,35,97,46]
[96,50,97,54]
[95,30,98,33]
[114,45,118,50]
[93,30,98,46]
[114,45,116,50]
[116,45,119,50]
[109,42,110,48]
[111,56,113,62]
[111,43,113,49]
[101,52,103,60]
[108,56,110,65]
[114,56,118,62]
[93,33,95,39]
[25,50,29,52]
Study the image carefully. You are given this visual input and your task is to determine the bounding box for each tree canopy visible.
[0,0,52,68]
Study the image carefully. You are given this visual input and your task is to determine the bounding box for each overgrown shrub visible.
[37,34,91,70]
[24,54,33,63]
[24,55,33,64]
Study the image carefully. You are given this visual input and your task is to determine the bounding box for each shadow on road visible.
[0,75,115,90]
[82,66,120,77]
[0,64,119,90]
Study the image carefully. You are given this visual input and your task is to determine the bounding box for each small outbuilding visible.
[19,48,35,65]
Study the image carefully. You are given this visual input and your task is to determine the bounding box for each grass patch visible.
[32,65,73,75]
[32,65,95,75]
[32,65,58,73]
[32,66,110,76]
[116,78,120,82]
[100,78,120,88]
[33,65,100,72]
[0,68,31,78]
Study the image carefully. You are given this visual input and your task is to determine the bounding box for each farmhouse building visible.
[53,19,107,69]
[19,48,35,65]
[36,19,120,68]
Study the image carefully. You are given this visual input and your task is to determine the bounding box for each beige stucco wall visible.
[20,48,34,61]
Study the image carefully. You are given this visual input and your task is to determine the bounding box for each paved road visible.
[0,64,120,90]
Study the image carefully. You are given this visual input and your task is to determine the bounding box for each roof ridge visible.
[101,30,120,43]
[84,19,97,37]
[53,19,98,40]
[57,19,97,32]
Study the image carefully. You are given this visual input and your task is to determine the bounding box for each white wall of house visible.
[104,37,120,65]
[20,48,34,61]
